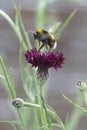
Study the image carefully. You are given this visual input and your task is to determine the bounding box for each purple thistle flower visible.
[25,48,65,80]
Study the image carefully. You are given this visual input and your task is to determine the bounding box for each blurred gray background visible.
[0,0,87,130]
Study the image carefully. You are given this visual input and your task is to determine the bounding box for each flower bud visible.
[77,80,87,105]
[77,81,87,93]
[12,98,24,108]
[12,98,41,109]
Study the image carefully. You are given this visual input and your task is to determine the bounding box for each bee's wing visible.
[48,22,61,34]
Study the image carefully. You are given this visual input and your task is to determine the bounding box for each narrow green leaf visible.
[35,0,49,28]
[16,110,27,130]
[0,120,18,124]
[47,106,65,130]
[11,0,32,50]
[18,15,32,50]
[0,120,18,130]
[19,47,33,99]
[56,9,77,40]
[62,93,86,130]
[0,74,5,80]
[0,10,27,50]
[0,10,16,33]
[0,56,16,99]
[62,94,87,115]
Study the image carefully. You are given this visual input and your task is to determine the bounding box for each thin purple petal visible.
[25,48,65,70]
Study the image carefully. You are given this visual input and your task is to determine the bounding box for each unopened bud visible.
[77,80,87,105]
[77,81,87,93]
[12,98,41,109]
[12,98,24,108]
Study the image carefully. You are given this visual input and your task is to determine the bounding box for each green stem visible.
[62,94,87,115]
[39,97,46,130]
[0,10,27,50]
[39,86,51,130]
[0,120,18,124]
[18,15,32,50]
[11,0,32,50]
[0,10,16,33]
[32,70,43,129]
[17,110,27,130]
[23,102,41,108]
[0,56,16,98]
[47,108,65,130]
[19,47,33,99]
[62,93,84,130]
[0,56,26,130]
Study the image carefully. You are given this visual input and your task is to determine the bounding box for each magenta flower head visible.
[25,48,65,80]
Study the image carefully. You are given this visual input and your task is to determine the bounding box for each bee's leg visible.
[45,45,49,51]
[48,47,51,51]
[38,41,41,48]
[45,44,51,51]
[38,40,40,46]
[34,40,40,48]
[39,44,44,50]
[34,39,38,48]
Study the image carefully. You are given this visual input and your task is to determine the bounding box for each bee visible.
[32,29,57,50]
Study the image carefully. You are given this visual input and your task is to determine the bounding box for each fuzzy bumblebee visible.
[33,29,57,50]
